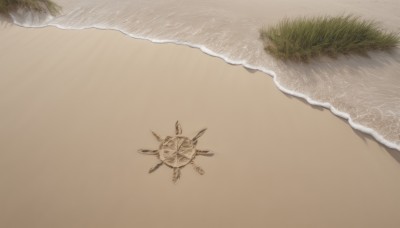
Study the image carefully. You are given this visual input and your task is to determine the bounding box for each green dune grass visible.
[260,15,399,62]
[0,0,61,16]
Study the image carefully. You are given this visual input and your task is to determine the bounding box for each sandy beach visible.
[1,22,400,228]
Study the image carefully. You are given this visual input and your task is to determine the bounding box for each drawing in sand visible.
[138,121,214,183]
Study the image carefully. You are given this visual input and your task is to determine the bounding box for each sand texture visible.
[1,24,400,228]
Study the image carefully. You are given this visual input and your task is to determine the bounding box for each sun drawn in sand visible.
[138,121,214,183]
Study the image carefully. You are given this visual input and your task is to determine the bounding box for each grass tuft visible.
[0,0,61,16]
[260,15,399,62]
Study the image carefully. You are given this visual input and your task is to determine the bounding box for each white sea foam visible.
[9,0,400,151]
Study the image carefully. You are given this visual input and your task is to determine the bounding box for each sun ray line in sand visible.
[138,121,214,183]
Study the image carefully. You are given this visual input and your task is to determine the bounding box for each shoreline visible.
[1,24,400,227]
[10,19,399,152]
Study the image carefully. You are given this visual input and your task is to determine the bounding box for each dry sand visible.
[1,24,400,228]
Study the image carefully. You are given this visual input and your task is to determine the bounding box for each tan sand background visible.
[1,24,400,228]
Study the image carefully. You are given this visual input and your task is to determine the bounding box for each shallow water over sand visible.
[11,0,400,150]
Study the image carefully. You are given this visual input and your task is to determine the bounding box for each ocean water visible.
[10,0,400,151]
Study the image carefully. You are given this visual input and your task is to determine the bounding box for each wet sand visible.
[1,24,400,228]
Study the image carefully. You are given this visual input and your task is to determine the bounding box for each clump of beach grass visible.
[260,15,399,62]
[0,0,61,16]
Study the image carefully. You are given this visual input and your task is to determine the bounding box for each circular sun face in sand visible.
[159,136,196,168]
[138,121,214,183]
